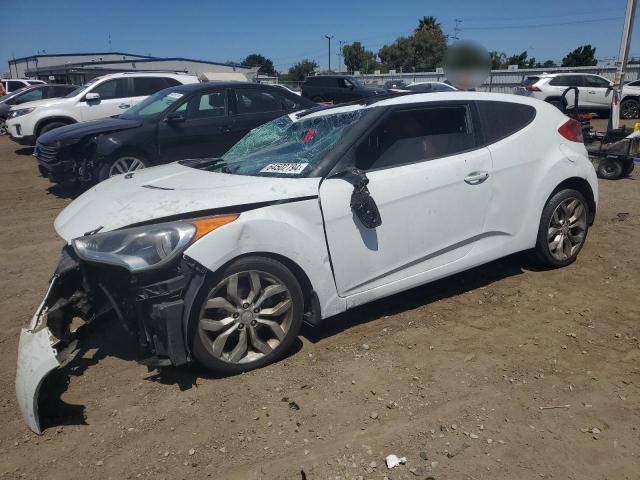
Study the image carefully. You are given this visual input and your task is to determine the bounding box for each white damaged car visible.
[16,92,597,433]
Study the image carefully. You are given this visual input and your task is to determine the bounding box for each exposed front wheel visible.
[0,117,6,136]
[534,189,589,268]
[98,154,149,181]
[191,257,304,375]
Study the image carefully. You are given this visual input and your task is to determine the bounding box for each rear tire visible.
[620,98,639,119]
[622,159,635,177]
[191,256,304,375]
[597,158,623,180]
[38,121,69,138]
[534,189,589,268]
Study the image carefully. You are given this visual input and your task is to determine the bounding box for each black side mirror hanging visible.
[346,169,382,229]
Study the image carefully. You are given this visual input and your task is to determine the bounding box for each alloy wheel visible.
[0,118,6,136]
[547,197,587,261]
[197,270,294,364]
[108,156,146,177]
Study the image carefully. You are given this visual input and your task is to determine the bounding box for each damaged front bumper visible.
[15,247,207,434]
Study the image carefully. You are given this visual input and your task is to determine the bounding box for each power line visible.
[464,16,628,30]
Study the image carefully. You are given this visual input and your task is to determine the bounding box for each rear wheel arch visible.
[548,177,596,225]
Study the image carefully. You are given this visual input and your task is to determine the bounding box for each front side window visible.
[185,90,227,119]
[91,78,129,100]
[235,89,282,115]
[584,76,610,88]
[356,105,475,170]
[185,107,371,177]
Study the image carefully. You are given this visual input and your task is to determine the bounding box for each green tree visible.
[562,45,597,67]
[342,42,378,73]
[242,53,276,77]
[489,51,506,70]
[288,59,318,81]
[415,16,441,33]
[505,51,531,68]
[379,19,447,72]
[542,59,557,68]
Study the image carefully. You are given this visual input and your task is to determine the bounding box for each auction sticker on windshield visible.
[167,92,184,100]
[260,163,309,174]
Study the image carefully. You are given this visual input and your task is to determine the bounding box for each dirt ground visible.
[0,122,638,480]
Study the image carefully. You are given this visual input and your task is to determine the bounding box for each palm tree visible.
[415,16,441,33]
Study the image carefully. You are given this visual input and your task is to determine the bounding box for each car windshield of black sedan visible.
[184,108,370,178]
[120,90,184,120]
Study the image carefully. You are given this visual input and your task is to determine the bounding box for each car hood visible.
[54,161,321,242]
[9,97,71,110]
[38,118,142,146]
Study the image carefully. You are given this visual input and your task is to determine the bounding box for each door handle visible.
[464,171,489,185]
[587,90,596,94]
[118,103,131,109]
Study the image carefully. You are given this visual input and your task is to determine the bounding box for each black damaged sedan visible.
[35,82,315,184]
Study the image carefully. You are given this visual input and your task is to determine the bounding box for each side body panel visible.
[183,199,345,319]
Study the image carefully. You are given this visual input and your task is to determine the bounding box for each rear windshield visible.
[522,76,540,87]
[183,107,371,178]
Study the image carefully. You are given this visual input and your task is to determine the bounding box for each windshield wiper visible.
[179,157,231,172]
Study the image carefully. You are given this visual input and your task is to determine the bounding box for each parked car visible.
[1,78,46,94]
[16,91,598,434]
[301,75,386,103]
[0,84,77,135]
[621,79,640,119]
[383,79,409,90]
[5,72,199,145]
[271,83,302,96]
[388,81,457,94]
[35,82,315,183]
[514,73,613,116]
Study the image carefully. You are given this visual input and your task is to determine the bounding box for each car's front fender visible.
[184,199,345,320]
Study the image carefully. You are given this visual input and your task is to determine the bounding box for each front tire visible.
[534,189,589,268]
[0,117,7,136]
[191,256,304,375]
[97,154,149,181]
[38,121,69,137]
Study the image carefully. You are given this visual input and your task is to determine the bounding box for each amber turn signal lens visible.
[190,214,239,240]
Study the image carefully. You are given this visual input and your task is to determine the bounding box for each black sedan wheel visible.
[98,154,149,181]
[620,99,639,119]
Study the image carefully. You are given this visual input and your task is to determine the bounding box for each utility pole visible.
[325,35,334,72]
[452,19,462,41]
[337,40,345,73]
[609,0,636,130]
[108,33,112,52]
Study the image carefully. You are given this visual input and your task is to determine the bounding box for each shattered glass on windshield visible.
[186,108,369,178]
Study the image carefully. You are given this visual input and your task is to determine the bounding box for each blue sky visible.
[1,0,638,75]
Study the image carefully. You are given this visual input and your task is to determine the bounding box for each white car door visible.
[77,77,132,121]
[583,75,612,108]
[319,102,492,298]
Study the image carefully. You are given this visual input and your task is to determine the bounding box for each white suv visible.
[1,78,46,94]
[6,72,199,145]
[620,79,640,119]
[515,73,613,116]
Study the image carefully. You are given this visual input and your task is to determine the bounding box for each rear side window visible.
[522,76,539,87]
[356,105,475,170]
[477,101,536,145]
[7,80,25,91]
[133,77,174,96]
[235,89,282,115]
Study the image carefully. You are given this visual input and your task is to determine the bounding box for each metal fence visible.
[354,65,640,93]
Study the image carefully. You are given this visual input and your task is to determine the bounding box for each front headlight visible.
[9,107,36,119]
[72,214,239,272]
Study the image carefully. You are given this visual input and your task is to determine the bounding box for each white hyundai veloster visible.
[16,91,597,433]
